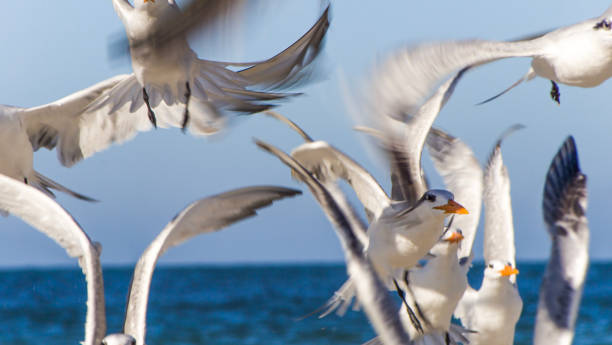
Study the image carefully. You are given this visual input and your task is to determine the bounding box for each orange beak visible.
[433,199,469,215]
[499,264,519,277]
[144,0,155,2]
[444,231,464,243]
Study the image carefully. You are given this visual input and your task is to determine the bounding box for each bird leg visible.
[181,82,191,133]
[403,271,431,328]
[393,279,424,334]
[593,19,612,30]
[549,80,560,104]
[142,88,157,128]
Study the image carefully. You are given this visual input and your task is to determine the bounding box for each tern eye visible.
[488,263,493,268]
[424,193,436,202]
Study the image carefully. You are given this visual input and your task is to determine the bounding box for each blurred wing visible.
[483,125,525,272]
[110,0,249,57]
[534,136,589,345]
[371,39,541,116]
[235,5,330,90]
[426,127,483,268]
[291,141,390,222]
[255,139,412,345]
[123,186,301,345]
[20,75,129,166]
[376,70,466,205]
[0,174,105,345]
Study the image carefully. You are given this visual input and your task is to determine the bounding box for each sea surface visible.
[0,262,610,345]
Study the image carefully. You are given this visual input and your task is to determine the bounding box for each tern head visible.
[101,333,136,345]
[423,190,469,215]
[484,260,519,279]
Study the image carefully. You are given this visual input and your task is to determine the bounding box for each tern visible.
[372,3,612,111]
[255,139,414,345]
[534,136,589,345]
[454,125,524,345]
[94,0,330,129]
[263,111,469,327]
[364,230,469,345]
[0,174,300,345]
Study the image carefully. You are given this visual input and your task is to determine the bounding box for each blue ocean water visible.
[0,262,610,345]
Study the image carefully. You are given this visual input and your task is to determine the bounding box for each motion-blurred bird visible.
[255,139,414,345]
[92,0,329,131]
[373,3,612,110]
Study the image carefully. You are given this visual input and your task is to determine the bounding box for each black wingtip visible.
[542,136,586,228]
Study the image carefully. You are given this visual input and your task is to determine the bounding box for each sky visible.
[1,0,611,267]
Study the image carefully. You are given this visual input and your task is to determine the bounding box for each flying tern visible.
[534,136,589,345]
[255,139,414,345]
[93,0,330,129]
[372,3,612,111]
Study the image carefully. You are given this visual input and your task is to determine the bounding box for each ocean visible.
[0,262,610,345]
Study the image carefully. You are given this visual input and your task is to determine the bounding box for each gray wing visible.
[19,74,145,167]
[291,141,390,223]
[255,139,413,345]
[0,174,105,345]
[123,186,300,345]
[534,136,589,345]
[235,5,330,90]
[264,110,314,142]
[483,125,524,272]
[371,38,542,117]
[376,69,466,205]
[426,127,483,268]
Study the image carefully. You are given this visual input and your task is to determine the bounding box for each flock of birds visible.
[2,0,606,344]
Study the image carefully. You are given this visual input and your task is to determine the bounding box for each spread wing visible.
[123,186,300,345]
[483,125,524,274]
[291,141,390,222]
[534,136,589,345]
[0,174,105,345]
[373,69,466,205]
[255,139,413,345]
[426,127,483,269]
[371,38,541,117]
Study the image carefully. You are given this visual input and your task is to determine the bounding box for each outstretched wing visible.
[123,186,301,345]
[534,136,589,345]
[371,38,541,117]
[20,75,129,166]
[291,141,390,222]
[483,124,524,279]
[0,174,105,345]
[372,70,466,205]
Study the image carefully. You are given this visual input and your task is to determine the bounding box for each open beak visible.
[444,231,464,243]
[433,199,469,215]
[499,264,519,276]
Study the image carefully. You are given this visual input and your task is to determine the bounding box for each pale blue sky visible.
[1,1,611,266]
